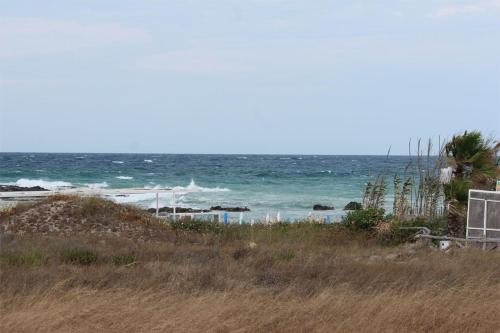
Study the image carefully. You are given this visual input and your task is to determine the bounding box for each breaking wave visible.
[7,178,73,190]
[84,182,109,189]
[173,179,230,193]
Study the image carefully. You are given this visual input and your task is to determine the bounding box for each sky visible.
[0,0,499,155]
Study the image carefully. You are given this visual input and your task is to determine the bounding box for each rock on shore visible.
[0,185,49,192]
[147,207,210,214]
[210,206,251,212]
[313,204,334,211]
[343,202,362,210]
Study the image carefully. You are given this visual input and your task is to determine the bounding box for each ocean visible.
[0,153,416,221]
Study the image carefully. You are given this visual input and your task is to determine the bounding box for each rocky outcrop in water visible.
[210,206,250,212]
[147,207,210,214]
[313,204,334,211]
[343,201,362,210]
[0,185,48,192]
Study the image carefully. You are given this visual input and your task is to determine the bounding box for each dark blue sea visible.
[0,153,416,221]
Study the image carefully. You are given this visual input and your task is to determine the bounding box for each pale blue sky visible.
[0,0,499,154]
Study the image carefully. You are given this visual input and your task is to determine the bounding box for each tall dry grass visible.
[2,283,498,333]
[1,197,499,332]
[1,234,499,332]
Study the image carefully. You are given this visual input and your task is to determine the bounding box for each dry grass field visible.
[1,196,499,332]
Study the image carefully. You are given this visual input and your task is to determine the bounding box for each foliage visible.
[392,175,412,218]
[375,217,447,245]
[112,254,136,266]
[0,251,46,266]
[444,131,498,236]
[362,176,387,210]
[170,218,224,235]
[341,208,386,230]
[61,248,98,265]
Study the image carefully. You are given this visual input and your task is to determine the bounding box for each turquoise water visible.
[0,153,415,221]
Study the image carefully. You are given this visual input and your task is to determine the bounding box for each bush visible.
[379,217,448,244]
[341,208,386,230]
[112,254,136,266]
[170,219,224,235]
[61,248,97,265]
[0,251,46,266]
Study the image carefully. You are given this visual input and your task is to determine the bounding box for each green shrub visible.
[0,251,46,266]
[170,219,224,235]
[341,208,386,230]
[112,254,136,266]
[61,248,97,265]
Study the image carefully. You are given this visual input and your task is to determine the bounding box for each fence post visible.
[173,190,176,222]
[156,192,159,217]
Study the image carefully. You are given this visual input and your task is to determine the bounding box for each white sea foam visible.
[173,179,230,193]
[144,159,153,163]
[84,182,109,189]
[8,178,73,190]
[112,161,124,164]
[116,176,133,180]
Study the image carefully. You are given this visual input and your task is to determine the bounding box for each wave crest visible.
[7,178,73,190]
[173,179,230,193]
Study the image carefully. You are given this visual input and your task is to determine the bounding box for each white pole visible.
[156,192,159,217]
[173,190,176,222]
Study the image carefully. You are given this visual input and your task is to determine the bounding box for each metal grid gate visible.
[466,190,500,240]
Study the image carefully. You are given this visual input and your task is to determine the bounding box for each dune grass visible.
[0,196,499,332]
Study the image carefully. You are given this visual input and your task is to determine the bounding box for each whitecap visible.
[7,178,73,190]
[172,179,230,193]
[116,176,133,180]
[144,159,153,163]
[85,182,109,189]
[112,161,124,164]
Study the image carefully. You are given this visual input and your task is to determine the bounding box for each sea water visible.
[0,153,418,221]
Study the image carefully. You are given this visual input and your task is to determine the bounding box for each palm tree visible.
[444,131,498,237]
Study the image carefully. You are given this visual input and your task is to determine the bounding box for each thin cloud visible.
[429,0,500,18]
[137,49,248,74]
[0,17,151,58]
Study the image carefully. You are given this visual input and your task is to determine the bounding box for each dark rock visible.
[0,185,49,192]
[147,207,210,214]
[343,201,363,211]
[210,206,250,212]
[313,204,334,211]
